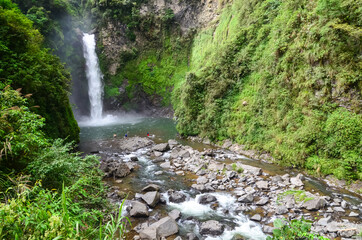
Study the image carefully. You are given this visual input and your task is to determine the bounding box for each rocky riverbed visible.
[93,136,361,240]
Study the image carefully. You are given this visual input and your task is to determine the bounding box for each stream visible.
[78,116,362,240]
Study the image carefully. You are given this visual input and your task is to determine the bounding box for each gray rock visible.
[255,181,269,190]
[186,233,199,240]
[271,175,283,183]
[178,150,191,158]
[120,137,154,152]
[222,140,233,149]
[284,194,295,209]
[276,205,288,215]
[130,156,139,161]
[191,184,205,192]
[250,214,262,222]
[169,192,187,203]
[263,225,274,234]
[168,139,178,146]
[302,198,326,210]
[339,229,358,238]
[155,171,163,175]
[199,194,217,204]
[174,237,183,240]
[256,197,269,206]
[200,220,224,236]
[142,184,161,192]
[349,211,359,217]
[142,191,160,207]
[130,201,149,217]
[317,216,332,226]
[238,164,262,176]
[226,171,238,179]
[197,176,209,185]
[134,222,149,233]
[154,151,163,157]
[208,162,225,172]
[112,163,131,178]
[152,143,170,152]
[333,207,345,213]
[152,216,179,238]
[160,162,171,169]
[238,193,254,203]
[290,176,304,187]
[168,209,181,220]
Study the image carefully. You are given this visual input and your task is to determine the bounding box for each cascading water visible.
[82,33,103,121]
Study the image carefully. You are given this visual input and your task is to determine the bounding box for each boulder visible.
[130,201,149,217]
[250,214,262,222]
[200,220,224,236]
[114,163,131,178]
[142,184,161,192]
[169,192,187,203]
[191,184,205,192]
[237,164,262,176]
[302,198,326,210]
[130,156,139,161]
[152,143,170,152]
[142,191,160,207]
[160,162,171,169]
[333,207,345,213]
[197,176,208,185]
[256,197,269,206]
[168,209,181,220]
[255,181,269,190]
[238,193,254,203]
[276,205,288,215]
[140,217,179,239]
[290,176,304,187]
[186,233,199,240]
[154,151,163,157]
[208,162,225,172]
[120,137,154,151]
[199,194,217,204]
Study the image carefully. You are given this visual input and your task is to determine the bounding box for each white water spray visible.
[82,33,103,120]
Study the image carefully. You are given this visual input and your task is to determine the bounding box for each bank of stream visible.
[79,117,362,240]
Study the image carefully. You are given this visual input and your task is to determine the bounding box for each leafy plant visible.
[267,218,329,240]
[103,197,131,240]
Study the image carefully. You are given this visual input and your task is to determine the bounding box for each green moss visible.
[277,190,313,204]
[174,0,362,180]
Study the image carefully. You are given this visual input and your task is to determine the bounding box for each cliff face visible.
[92,0,361,181]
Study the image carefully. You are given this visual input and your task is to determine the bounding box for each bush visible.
[267,218,329,240]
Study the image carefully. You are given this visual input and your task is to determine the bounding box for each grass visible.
[277,190,314,205]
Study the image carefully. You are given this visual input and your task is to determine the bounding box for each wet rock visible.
[160,162,171,169]
[114,163,131,178]
[142,184,161,192]
[142,191,160,207]
[168,209,181,220]
[125,162,138,171]
[130,201,149,217]
[197,176,208,184]
[152,143,170,152]
[155,171,163,175]
[169,192,187,203]
[152,158,165,163]
[276,205,288,215]
[200,220,224,236]
[131,156,139,161]
[303,198,326,210]
[255,181,269,190]
[256,197,269,206]
[231,234,246,240]
[250,214,262,222]
[199,194,217,204]
[238,193,254,203]
[140,216,179,239]
[186,233,199,240]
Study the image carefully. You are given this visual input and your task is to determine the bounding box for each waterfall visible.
[82,33,103,120]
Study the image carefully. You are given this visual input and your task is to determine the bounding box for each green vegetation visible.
[0,84,129,239]
[173,0,362,181]
[231,163,244,173]
[277,190,314,204]
[0,0,79,142]
[267,218,329,240]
